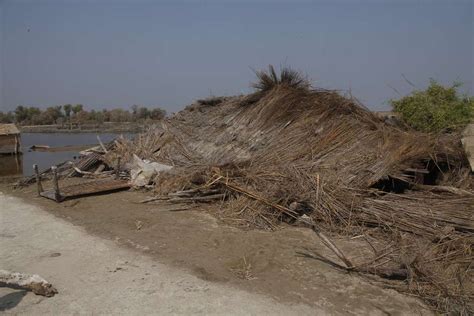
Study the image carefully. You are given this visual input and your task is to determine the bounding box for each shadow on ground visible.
[0,290,28,311]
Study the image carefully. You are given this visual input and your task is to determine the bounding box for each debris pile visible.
[18,67,474,312]
[118,68,472,313]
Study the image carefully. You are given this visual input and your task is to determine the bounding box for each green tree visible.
[131,105,139,116]
[36,110,55,125]
[149,108,166,120]
[63,104,72,119]
[75,110,90,124]
[390,80,473,132]
[0,111,14,123]
[137,107,150,120]
[14,105,28,123]
[101,109,110,122]
[108,109,132,122]
[72,104,83,115]
[27,107,41,124]
[44,106,63,123]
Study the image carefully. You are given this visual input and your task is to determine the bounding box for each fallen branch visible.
[142,194,225,204]
[140,196,170,203]
[0,269,58,297]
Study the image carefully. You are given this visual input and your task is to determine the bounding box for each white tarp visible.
[130,154,173,187]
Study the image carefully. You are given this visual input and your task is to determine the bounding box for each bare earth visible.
[0,183,431,315]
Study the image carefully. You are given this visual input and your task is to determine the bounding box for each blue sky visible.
[1,0,473,113]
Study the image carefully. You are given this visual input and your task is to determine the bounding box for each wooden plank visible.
[40,178,130,202]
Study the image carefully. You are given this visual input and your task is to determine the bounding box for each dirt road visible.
[0,192,317,315]
[0,190,431,315]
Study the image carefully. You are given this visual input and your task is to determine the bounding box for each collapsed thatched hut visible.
[109,67,473,312]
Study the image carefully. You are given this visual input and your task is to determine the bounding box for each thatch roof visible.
[110,83,472,312]
[0,124,20,135]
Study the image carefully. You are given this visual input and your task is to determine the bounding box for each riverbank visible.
[20,122,147,133]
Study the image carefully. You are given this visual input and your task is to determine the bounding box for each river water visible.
[0,133,134,177]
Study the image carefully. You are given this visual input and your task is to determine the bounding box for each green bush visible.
[390,80,473,132]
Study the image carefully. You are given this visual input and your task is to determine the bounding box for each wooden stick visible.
[96,135,108,153]
[0,269,58,297]
[33,164,43,195]
[51,166,61,201]
[14,135,20,154]
[307,222,353,269]
[115,157,121,179]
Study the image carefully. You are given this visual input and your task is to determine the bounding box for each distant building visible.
[0,124,21,154]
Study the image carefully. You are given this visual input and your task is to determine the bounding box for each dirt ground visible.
[1,192,317,314]
[1,179,432,314]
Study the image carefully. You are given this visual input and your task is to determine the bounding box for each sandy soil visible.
[1,180,432,315]
[1,192,321,315]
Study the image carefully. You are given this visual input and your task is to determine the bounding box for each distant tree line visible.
[0,104,166,125]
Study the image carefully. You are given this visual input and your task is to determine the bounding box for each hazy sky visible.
[1,0,473,113]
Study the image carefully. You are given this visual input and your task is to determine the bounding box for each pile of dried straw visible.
[113,67,473,313]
